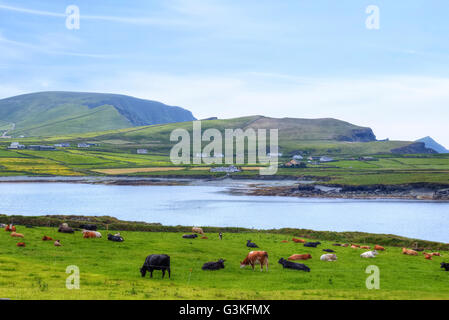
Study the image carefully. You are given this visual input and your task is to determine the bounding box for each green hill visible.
[0,91,196,137]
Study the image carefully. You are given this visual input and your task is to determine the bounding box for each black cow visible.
[107,234,124,242]
[304,241,321,248]
[323,249,335,253]
[441,262,449,271]
[58,224,74,234]
[140,254,171,279]
[332,243,342,246]
[80,224,97,231]
[278,258,310,272]
[246,240,258,248]
[183,234,198,239]
[202,259,225,271]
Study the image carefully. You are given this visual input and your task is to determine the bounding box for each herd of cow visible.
[2,223,449,279]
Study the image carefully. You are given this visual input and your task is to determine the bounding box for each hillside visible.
[416,136,449,154]
[0,91,196,137]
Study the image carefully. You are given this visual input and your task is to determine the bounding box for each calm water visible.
[0,183,448,242]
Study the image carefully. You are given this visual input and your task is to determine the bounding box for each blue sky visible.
[0,0,448,145]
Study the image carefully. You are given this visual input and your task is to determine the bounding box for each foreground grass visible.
[1,226,449,300]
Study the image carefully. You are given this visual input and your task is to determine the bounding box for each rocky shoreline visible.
[240,183,449,201]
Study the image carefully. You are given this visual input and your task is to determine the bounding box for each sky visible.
[0,0,448,146]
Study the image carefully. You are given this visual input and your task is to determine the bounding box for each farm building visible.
[8,142,25,149]
[210,165,241,173]
[137,149,148,154]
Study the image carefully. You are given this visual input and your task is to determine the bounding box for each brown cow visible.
[423,252,440,257]
[360,246,370,250]
[281,240,289,243]
[11,232,24,238]
[424,254,432,260]
[402,248,418,256]
[240,251,269,271]
[374,245,385,251]
[192,227,204,235]
[200,236,208,239]
[16,242,26,247]
[42,236,53,241]
[351,245,360,249]
[288,254,312,261]
[54,240,62,247]
[83,231,101,238]
[292,238,305,243]
[5,225,16,232]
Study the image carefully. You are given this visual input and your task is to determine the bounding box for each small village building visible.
[54,143,70,147]
[137,149,148,154]
[267,152,283,157]
[319,156,335,162]
[210,165,241,173]
[293,155,303,160]
[26,145,56,151]
[8,142,25,149]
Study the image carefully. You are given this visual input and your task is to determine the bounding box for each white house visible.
[320,156,335,162]
[8,142,25,149]
[210,165,241,173]
[137,149,148,154]
[293,155,303,160]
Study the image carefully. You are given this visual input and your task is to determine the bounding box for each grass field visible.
[1,226,449,300]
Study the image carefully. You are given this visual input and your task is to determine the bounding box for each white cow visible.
[320,254,337,261]
[360,250,378,258]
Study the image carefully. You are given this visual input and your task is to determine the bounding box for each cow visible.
[333,243,342,246]
[278,258,310,272]
[42,236,53,241]
[202,259,225,271]
[10,232,24,238]
[16,242,26,247]
[140,254,171,279]
[200,236,208,239]
[424,252,440,257]
[246,240,259,248]
[288,254,312,261]
[440,262,449,271]
[351,245,360,249]
[360,250,378,258]
[79,224,97,231]
[304,242,321,248]
[374,245,385,251]
[402,248,418,256]
[281,240,289,243]
[192,227,204,235]
[83,230,102,238]
[320,254,337,261]
[292,238,306,243]
[54,240,62,247]
[183,234,198,239]
[240,251,269,272]
[360,246,371,250]
[0,223,6,228]
[108,234,124,242]
[341,244,349,247]
[58,223,74,234]
[323,249,335,253]
[424,254,432,260]
[5,224,16,232]
[219,232,223,240]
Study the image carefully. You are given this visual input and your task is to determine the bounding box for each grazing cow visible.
[58,223,74,234]
[182,234,198,239]
[323,249,335,253]
[440,262,449,271]
[140,254,171,279]
[5,224,16,232]
[79,224,97,231]
[16,242,26,247]
[240,251,269,271]
[374,245,385,251]
[288,254,312,261]
[304,242,321,248]
[278,258,310,272]
[83,230,102,238]
[402,248,418,256]
[292,238,306,243]
[107,234,124,242]
[219,232,223,240]
[10,232,24,238]
[320,254,337,261]
[351,245,360,249]
[424,254,432,260]
[360,246,371,250]
[202,259,225,271]
[360,250,378,258]
[42,236,53,241]
[54,240,62,247]
[192,227,204,235]
[281,240,289,243]
[246,240,259,248]
[424,252,440,257]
